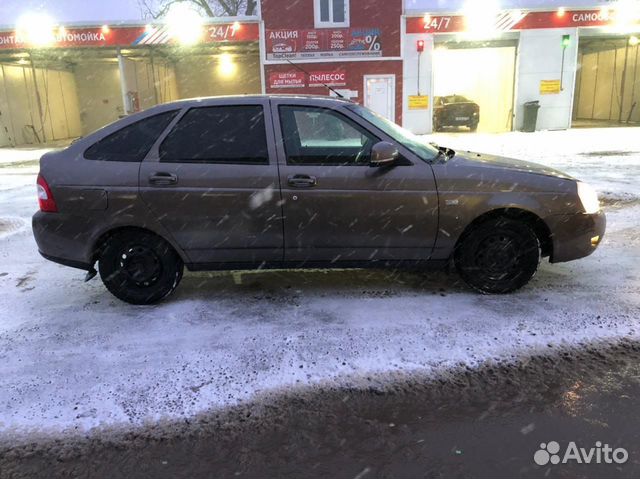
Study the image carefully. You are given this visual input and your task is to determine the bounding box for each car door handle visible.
[149,172,178,186]
[288,175,317,188]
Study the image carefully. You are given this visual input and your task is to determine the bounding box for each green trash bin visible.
[522,100,540,132]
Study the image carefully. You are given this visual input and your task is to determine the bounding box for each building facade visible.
[0,0,637,146]
[0,20,262,146]
[261,0,404,125]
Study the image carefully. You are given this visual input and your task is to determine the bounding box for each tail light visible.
[37,174,58,212]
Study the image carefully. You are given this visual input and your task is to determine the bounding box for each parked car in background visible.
[433,95,480,132]
[33,95,604,304]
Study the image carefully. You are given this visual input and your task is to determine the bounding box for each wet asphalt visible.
[2,340,640,479]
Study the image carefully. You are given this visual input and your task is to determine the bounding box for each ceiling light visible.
[16,12,56,47]
[166,3,204,45]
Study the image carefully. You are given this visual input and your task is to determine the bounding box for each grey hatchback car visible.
[33,95,605,304]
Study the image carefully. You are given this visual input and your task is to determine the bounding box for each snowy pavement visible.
[0,128,639,443]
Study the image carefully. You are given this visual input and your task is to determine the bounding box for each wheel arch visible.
[454,208,553,259]
[90,225,189,265]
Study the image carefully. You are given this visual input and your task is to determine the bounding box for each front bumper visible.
[546,210,606,263]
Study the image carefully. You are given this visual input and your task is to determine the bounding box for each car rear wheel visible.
[98,230,183,304]
[454,218,540,294]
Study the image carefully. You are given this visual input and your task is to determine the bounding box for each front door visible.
[271,99,438,263]
[364,75,395,121]
[139,99,283,265]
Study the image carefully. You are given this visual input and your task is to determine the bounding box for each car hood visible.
[450,151,575,180]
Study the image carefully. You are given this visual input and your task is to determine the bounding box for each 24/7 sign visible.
[406,9,640,34]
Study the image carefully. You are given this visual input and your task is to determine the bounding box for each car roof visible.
[161,94,354,107]
[71,94,357,147]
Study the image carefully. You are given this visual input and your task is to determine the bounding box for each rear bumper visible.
[32,211,93,270]
[547,210,606,263]
[438,117,479,127]
[39,251,91,270]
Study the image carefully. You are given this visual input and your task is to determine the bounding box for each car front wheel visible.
[454,218,540,294]
[98,230,184,304]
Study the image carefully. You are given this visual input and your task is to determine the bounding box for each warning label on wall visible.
[408,95,429,109]
[540,80,561,94]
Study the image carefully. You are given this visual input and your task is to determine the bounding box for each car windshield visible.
[347,104,440,161]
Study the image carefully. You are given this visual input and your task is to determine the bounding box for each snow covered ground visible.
[0,128,638,443]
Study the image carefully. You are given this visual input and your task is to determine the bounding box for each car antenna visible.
[285,59,345,99]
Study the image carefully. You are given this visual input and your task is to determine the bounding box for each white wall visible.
[122,57,179,111]
[74,62,124,135]
[402,33,433,134]
[0,63,82,146]
[174,53,261,98]
[515,28,579,131]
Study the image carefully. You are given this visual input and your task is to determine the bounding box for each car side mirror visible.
[369,141,399,168]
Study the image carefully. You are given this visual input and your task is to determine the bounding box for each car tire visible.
[469,122,478,132]
[454,218,540,294]
[98,230,184,305]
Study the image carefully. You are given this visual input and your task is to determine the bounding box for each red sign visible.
[266,28,382,60]
[269,71,306,89]
[308,70,347,87]
[0,22,259,50]
[406,9,638,34]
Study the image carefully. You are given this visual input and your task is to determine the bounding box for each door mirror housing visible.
[369,141,399,168]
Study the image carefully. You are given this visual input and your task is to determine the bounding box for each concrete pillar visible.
[117,47,131,116]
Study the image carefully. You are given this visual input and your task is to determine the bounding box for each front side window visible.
[279,105,377,166]
[84,110,178,162]
[159,105,269,164]
[315,0,349,27]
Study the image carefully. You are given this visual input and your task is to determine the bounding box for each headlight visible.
[577,181,600,214]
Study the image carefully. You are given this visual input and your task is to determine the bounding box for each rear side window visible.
[84,110,178,162]
[159,105,269,164]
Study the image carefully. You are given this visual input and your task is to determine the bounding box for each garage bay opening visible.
[432,40,517,133]
[573,34,640,128]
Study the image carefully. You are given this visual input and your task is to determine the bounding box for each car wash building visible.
[0,19,261,146]
[0,0,638,146]
[402,0,640,134]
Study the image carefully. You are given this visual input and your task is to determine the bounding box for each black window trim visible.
[157,104,271,165]
[278,104,381,167]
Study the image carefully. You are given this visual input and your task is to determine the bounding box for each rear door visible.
[271,99,439,263]
[139,98,283,265]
